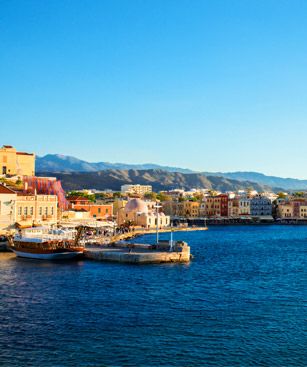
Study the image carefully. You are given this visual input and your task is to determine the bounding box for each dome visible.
[125,199,148,214]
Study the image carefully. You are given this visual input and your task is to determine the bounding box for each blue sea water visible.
[0,225,306,367]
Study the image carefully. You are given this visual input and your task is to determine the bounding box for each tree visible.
[144,191,157,201]
[156,192,171,202]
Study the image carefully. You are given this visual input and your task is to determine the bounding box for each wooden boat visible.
[8,226,86,260]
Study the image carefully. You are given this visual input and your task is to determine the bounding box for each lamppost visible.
[154,202,162,244]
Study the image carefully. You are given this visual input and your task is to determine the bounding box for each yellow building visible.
[0,145,35,176]
[182,201,200,218]
[278,203,293,218]
[299,205,307,219]
[16,194,58,225]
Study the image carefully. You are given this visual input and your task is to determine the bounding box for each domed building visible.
[124,198,148,215]
[117,198,170,228]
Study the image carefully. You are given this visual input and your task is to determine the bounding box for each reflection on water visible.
[0,226,306,366]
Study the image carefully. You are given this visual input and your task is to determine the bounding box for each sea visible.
[0,225,306,366]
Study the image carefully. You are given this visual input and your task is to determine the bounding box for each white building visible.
[117,198,170,228]
[121,184,152,196]
[239,197,251,216]
[0,185,17,232]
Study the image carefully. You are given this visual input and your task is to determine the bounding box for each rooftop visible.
[0,184,16,194]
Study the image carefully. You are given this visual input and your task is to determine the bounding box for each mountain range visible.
[37,169,273,193]
[36,154,193,174]
[36,154,307,191]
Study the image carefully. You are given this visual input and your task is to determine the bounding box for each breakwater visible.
[84,241,190,264]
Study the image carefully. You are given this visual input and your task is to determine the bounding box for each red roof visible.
[0,184,16,194]
[16,152,34,156]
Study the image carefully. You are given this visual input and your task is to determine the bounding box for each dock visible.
[84,240,191,264]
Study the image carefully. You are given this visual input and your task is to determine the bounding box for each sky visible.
[1,0,307,178]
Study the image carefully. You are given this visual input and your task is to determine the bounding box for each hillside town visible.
[1,145,307,235]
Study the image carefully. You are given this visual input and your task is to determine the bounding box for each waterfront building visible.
[199,201,206,217]
[228,197,240,217]
[0,183,58,230]
[181,201,200,218]
[291,199,307,218]
[204,194,229,217]
[239,197,251,216]
[0,145,35,176]
[203,196,221,217]
[16,193,58,226]
[250,196,272,217]
[299,205,307,219]
[277,202,293,219]
[0,184,17,231]
[121,184,152,196]
[117,198,170,228]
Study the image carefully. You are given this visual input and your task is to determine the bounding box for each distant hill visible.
[36,154,307,191]
[36,154,194,174]
[37,169,271,192]
[203,171,307,191]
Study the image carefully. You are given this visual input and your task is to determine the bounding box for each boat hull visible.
[11,249,83,260]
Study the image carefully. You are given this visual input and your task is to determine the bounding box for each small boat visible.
[7,226,86,260]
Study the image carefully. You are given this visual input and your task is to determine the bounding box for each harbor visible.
[1,224,200,264]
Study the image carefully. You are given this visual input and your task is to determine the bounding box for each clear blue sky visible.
[1,0,307,178]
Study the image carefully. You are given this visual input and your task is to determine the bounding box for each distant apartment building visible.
[250,196,272,217]
[121,184,152,196]
[0,145,35,176]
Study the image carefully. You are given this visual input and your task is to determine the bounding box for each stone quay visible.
[84,240,191,264]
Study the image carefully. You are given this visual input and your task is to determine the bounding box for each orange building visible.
[68,197,113,220]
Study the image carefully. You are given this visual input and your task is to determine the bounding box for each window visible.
[39,207,42,215]
[51,207,54,215]
[30,207,33,215]
[24,207,28,215]
[98,208,101,213]
[45,207,48,215]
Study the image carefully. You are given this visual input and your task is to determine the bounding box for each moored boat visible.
[8,227,86,260]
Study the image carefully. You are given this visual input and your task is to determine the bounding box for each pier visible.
[103,226,208,245]
[84,240,191,264]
